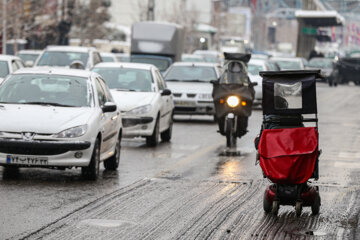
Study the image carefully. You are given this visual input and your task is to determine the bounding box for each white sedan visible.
[92,62,174,147]
[0,54,25,84]
[164,62,221,117]
[0,68,122,180]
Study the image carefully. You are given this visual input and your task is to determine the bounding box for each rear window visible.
[37,51,89,67]
[0,61,9,78]
[165,66,217,82]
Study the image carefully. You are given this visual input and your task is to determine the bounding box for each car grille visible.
[187,93,196,98]
[173,93,182,97]
[175,107,196,112]
[0,146,68,156]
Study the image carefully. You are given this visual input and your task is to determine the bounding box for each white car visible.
[100,52,118,62]
[35,46,102,70]
[17,49,42,67]
[270,57,305,70]
[92,62,174,147]
[0,55,25,84]
[248,59,273,107]
[0,68,122,180]
[164,62,221,116]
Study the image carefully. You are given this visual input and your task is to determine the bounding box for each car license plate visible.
[174,100,195,107]
[6,155,48,166]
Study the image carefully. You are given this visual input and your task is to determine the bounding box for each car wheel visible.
[161,116,173,142]
[146,117,159,147]
[82,138,100,180]
[104,134,121,170]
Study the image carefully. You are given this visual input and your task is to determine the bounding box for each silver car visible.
[164,62,221,116]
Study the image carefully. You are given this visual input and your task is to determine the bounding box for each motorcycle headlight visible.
[56,125,88,138]
[128,104,152,115]
[226,96,240,108]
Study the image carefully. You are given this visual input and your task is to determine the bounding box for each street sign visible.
[302,27,317,35]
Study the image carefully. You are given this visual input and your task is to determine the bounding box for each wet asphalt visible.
[0,83,359,239]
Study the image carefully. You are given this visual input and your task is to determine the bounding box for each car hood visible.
[166,81,213,94]
[110,90,156,112]
[0,104,94,134]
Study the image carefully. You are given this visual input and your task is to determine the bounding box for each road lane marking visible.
[334,162,360,168]
[338,152,360,159]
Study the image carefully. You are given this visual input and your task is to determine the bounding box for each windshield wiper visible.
[165,79,181,82]
[114,88,136,92]
[21,102,75,107]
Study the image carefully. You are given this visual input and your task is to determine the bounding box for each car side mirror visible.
[161,89,172,96]
[102,102,117,113]
[251,82,258,87]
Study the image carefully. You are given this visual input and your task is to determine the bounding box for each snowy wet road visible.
[1,83,359,239]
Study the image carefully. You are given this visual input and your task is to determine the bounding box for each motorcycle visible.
[212,53,256,149]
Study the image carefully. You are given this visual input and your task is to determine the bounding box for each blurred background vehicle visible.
[164,62,221,118]
[100,52,118,62]
[306,57,335,85]
[92,62,174,147]
[0,55,25,84]
[181,54,205,62]
[270,57,305,70]
[333,50,360,86]
[193,50,222,64]
[35,46,102,70]
[130,22,184,74]
[17,50,42,67]
[115,53,130,62]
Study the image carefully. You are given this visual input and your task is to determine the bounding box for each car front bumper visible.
[122,116,155,137]
[173,99,215,115]
[0,139,93,167]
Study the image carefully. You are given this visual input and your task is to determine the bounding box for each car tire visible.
[146,117,159,147]
[161,116,173,142]
[82,138,100,180]
[104,134,121,170]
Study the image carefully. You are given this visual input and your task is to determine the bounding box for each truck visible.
[130,22,184,74]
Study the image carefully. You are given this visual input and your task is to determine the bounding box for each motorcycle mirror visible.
[251,82,258,87]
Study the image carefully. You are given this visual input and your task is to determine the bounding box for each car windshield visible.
[308,58,333,68]
[0,61,9,78]
[18,54,39,63]
[0,74,91,107]
[101,56,116,62]
[165,66,217,82]
[248,64,264,75]
[274,60,302,70]
[182,57,204,62]
[92,67,153,92]
[37,51,89,67]
[130,57,170,72]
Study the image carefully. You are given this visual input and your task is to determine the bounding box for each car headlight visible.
[127,104,152,115]
[226,96,240,108]
[56,125,88,138]
[199,93,212,99]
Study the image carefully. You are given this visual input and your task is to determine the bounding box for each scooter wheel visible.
[311,192,321,215]
[263,192,272,213]
[272,200,279,215]
[295,201,302,217]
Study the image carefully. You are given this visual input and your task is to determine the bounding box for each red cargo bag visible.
[259,127,318,184]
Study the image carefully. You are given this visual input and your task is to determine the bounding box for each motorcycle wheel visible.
[226,118,237,148]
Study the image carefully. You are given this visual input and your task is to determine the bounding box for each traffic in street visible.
[1,83,359,239]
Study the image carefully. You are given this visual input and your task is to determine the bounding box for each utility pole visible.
[2,0,6,54]
[147,0,155,21]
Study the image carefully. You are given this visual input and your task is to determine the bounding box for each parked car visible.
[0,67,122,180]
[270,57,305,70]
[181,54,204,62]
[17,49,42,67]
[100,52,118,62]
[307,57,335,85]
[248,59,273,107]
[35,46,102,70]
[164,62,221,117]
[0,55,25,84]
[92,62,174,147]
